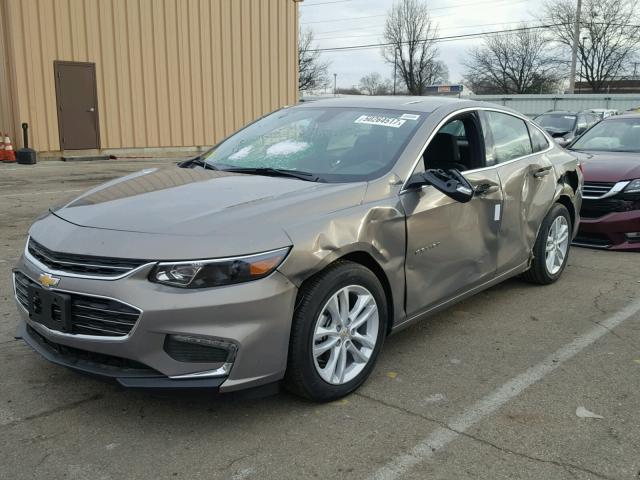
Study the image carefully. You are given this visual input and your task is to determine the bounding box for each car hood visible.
[570,150,640,182]
[53,166,366,237]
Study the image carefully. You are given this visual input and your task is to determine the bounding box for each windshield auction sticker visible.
[355,115,406,128]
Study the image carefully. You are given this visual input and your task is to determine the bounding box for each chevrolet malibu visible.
[13,97,582,402]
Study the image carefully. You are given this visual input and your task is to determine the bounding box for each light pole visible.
[578,36,587,94]
[393,47,400,95]
[393,49,398,95]
[333,73,337,96]
[568,0,583,94]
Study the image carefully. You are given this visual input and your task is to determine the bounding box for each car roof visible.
[293,95,478,113]
[538,111,580,115]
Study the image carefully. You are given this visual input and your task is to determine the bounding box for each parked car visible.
[567,113,640,251]
[534,111,600,147]
[12,97,582,402]
[587,108,619,120]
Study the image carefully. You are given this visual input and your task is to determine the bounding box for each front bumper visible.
[18,322,226,388]
[575,209,640,251]
[14,254,298,392]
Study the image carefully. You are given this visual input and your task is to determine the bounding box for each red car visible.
[568,113,640,251]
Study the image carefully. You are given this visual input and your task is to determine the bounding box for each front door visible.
[54,61,100,150]
[401,112,503,317]
[402,171,502,316]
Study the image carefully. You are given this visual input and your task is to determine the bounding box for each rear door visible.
[480,110,556,274]
[54,61,100,150]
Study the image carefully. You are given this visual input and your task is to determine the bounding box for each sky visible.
[299,0,541,90]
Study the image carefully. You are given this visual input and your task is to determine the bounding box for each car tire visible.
[523,203,572,285]
[284,260,388,402]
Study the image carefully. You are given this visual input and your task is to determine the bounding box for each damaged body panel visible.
[12,97,582,401]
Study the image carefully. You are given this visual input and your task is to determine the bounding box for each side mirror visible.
[407,168,474,203]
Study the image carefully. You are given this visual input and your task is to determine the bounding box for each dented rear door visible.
[480,111,557,274]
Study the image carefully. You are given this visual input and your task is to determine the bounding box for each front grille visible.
[26,325,157,373]
[582,182,615,198]
[27,238,148,277]
[581,198,637,218]
[14,271,141,337]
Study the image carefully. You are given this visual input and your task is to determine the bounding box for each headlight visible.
[150,247,290,288]
[624,179,640,194]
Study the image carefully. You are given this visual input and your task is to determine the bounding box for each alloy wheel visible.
[545,216,570,275]
[312,285,379,385]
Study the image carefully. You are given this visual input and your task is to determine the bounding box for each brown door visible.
[54,61,100,150]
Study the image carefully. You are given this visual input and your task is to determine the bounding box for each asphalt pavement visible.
[1,158,639,480]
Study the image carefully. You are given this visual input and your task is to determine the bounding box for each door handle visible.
[474,183,499,196]
[87,107,95,112]
[533,166,552,178]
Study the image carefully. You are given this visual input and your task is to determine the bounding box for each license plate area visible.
[27,286,72,333]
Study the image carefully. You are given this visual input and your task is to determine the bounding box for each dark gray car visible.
[13,97,582,401]
[534,111,600,147]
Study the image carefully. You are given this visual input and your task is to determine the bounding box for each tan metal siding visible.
[0,0,18,140]
[4,0,299,152]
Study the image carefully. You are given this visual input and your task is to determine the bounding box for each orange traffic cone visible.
[0,133,5,161]
[2,133,16,162]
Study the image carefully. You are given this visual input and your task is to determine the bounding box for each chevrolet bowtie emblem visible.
[38,273,60,289]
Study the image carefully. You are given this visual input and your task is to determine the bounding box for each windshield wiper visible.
[222,167,322,182]
[181,157,218,170]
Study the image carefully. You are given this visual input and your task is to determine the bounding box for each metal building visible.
[0,0,299,154]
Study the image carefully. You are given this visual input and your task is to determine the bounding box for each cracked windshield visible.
[203,107,424,181]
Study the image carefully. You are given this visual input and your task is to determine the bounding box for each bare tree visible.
[359,72,392,95]
[463,26,562,94]
[298,28,330,92]
[382,0,446,95]
[426,60,449,85]
[542,0,640,92]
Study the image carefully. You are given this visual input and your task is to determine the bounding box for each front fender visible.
[277,199,407,326]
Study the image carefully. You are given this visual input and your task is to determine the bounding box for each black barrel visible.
[16,123,37,165]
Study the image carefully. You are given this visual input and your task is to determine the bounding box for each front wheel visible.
[523,203,572,285]
[284,261,387,402]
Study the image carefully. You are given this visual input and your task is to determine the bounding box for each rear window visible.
[535,114,577,133]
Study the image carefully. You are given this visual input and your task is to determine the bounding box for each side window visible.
[529,125,549,153]
[421,114,484,172]
[439,120,465,137]
[483,111,533,163]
